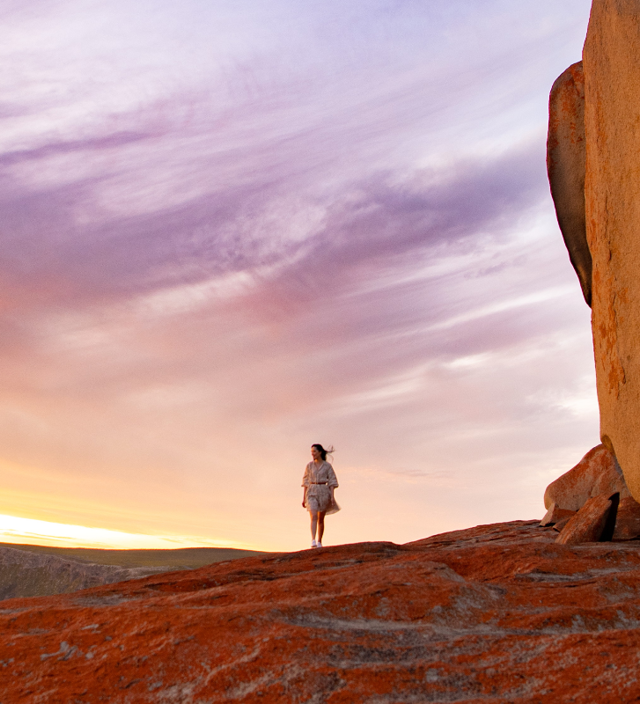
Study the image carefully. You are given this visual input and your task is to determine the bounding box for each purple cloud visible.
[0,0,599,551]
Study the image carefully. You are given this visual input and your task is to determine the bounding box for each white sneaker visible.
[316,541,323,548]
[311,540,317,548]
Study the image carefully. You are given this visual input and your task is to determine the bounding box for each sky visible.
[0,0,598,552]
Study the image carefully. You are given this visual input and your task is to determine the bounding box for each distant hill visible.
[0,542,268,600]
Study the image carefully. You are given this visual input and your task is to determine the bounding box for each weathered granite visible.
[4,521,640,702]
[544,444,629,512]
[552,515,574,533]
[613,495,640,540]
[582,0,640,501]
[547,60,591,305]
[555,493,617,544]
[540,503,576,526]
[546,1,640,502]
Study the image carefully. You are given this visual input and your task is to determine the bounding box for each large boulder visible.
[547,61,591,305]
[583,0,640,500]
[543,444,630,513]
[540,504,576,527]
[547,0,640,501]
[555,493,618,544]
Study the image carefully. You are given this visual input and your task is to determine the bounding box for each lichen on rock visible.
[4,521,640,702]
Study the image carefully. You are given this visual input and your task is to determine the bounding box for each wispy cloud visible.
[0,0,597,550]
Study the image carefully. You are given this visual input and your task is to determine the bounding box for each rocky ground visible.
[2,520,640,702]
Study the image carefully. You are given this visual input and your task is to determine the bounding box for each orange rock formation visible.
[547,61,590,305]
[543,444,629,513]
[554,493,617,544]
[583,0,640,500]
[3,521,640,702]
[548,0,640,502]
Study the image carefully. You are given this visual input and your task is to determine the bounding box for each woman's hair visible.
[312,443,335,461]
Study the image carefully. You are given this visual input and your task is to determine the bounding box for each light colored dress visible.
[302,461,340,514]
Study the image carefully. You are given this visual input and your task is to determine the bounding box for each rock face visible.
[542,445,630,544]
[552,514,575,533]
[543,444,629,512]
[549,1,640,500]
[582,0,640,501]
[3,521,640,702]
[547,61,590,305]
[613,496,640,540]
[540,504,575,527]
[555,493,617,544]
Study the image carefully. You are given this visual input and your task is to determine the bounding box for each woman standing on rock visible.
[302,444,339,548]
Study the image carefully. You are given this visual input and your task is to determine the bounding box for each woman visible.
[302,443,339,548]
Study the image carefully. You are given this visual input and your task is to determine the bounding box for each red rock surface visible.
[543,444,629,511]
[552,515,572,533]
[539,503,575,527]
[3,520,640,702]
[555,494,614,545]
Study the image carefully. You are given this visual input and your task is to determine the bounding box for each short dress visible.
[302,461,340,514]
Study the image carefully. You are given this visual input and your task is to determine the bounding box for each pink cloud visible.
[0,0,597,550]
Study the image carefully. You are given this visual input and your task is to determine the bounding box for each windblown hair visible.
[312,444,335,462]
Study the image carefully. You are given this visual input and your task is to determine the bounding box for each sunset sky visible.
[0,0,597,552]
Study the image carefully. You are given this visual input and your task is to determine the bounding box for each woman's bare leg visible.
[317,512,326,543]
[309,511,318,540]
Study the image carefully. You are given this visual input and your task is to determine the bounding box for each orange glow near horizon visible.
[0,0,600,557]
[0,513,255,551]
